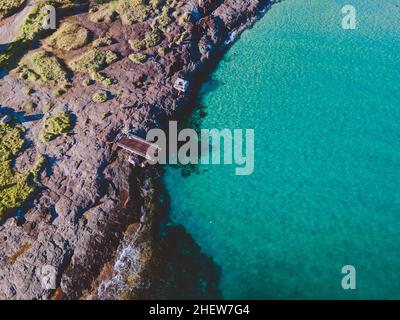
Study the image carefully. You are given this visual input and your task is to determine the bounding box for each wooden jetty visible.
[116,134,161,162]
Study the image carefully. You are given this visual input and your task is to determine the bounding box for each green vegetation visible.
[15,50,69,86]
[145,29,162,47]
[90,71,115,87]
[128,39,146,52]
[0,123,25,162]
[41,111,73,142]
[115,0,149,24]
[69,49,118,73]
[89,0,150,25]
[0,1,77,70]
[52,86,67,96]
[157,47,165,56]
[0,0,25,20]
[92,90,109,103]
[0,123,44,220]
[17,1,75,41]
[44,22,90,51]
[69,49,117,86]
[129,53,147,64]
[92,37,113,48]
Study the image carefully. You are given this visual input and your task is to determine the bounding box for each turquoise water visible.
[164,0,400,299]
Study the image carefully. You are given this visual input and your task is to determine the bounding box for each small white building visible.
[174,78,189,93]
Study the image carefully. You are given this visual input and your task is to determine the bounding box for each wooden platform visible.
[116,134,161,161]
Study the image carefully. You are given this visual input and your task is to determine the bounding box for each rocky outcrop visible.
[0,0,276,299]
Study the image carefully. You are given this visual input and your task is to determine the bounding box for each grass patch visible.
[145,28,162,47]
[44,22,90,51]
[0,1,77,70]
[41,111,73,142]
[89,0,150,25]
[69,49,118,86]
[92,37,113,48]
[17,0,76,41]
[92,90,109,103]
[90,71,115,87]
[128,39,146,52]
[0,123,25,162]
[14,50,69,86]
[129,53,147,64]
[0,0,25,20]
[0,123,44,220]
[69,49,118,73]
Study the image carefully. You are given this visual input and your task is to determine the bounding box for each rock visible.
[0,0,274,299]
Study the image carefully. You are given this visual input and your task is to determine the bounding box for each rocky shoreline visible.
[0,0,278,299]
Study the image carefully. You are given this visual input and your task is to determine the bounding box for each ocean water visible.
[163,0,400,299]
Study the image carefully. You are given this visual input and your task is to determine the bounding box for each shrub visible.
[92,37,113,48]
[0,0,25,20]
[129,53,147,64]
[113,0,149,25]
[90,71,114,87]
[41,111,73,141]
[0,123,25,162]
[0,123,44,220]
[92,90,109,103]
[44,22,90,51]
[89,0,150,25]
[22,100,36,113]
[69,49,118,73]
[128,39,146,52]
[145,29,162,47]
[17,0,75,41]
[82,78,94,86]
[15,50,69,85]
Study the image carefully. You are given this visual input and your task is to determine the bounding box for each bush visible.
[128,39,146,52]
[0,123,44,220]
[92,90,109,103]
[44,22,90,51]
[92,37,113,48]
[129,53,147,64]
[69,49,118,73]
[41,111,73,141]
[145,29,162,47]
[90,71,114,87]
[0,123,25,162]
[0,0,25,20]
[15,50,69,85]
